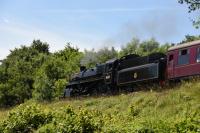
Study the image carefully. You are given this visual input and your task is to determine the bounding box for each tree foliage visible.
[179,34,200,43]
[54,43,83,80]
[179,0,200,28]
[97,47,118,64]
[33,56,67,101]
[0,40,82,106]
[120,38,140,56]
[32,44,82,101]
[0,40,48,106]
[179,0,200,12]
[81,47,118,68]
[31,40,50,54]
[119,38,170,57]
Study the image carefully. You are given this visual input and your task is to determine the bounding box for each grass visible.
[0,109,9,120]
[0,79,200,132]
[42,80,200,132]
[45,80,199,113]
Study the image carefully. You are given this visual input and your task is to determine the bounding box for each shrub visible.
[38,106,104,133]
[0,103,52,133]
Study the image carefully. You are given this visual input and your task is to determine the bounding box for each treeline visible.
[81,38,170,68]
[0,41,82,106]
[0,35,199,107]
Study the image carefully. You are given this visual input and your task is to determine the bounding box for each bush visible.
[0,103,104,133]
[0,103,52,133]
[38,107,104,133]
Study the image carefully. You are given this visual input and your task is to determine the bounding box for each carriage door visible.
[167,54,174,79]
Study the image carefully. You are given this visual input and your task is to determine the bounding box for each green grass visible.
[42,80,200,132]
[45,80,200,114]
[0,79,200,132]
[0,109,9,120]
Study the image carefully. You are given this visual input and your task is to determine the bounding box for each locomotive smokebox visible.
[80,66,86,72]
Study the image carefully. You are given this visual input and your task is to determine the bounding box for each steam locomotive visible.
[64,40,200,97]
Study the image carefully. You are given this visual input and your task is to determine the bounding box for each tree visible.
[0,40,50,106]
[96,47,118,63]
[31,40,50,54]
[33,56,67,101]
[81,47,118,68]
[138,38,160,55]
[54,43,83,80]
[119,38,140,57]
[179,35,200,43]
[80,49,98,68]
[119,37,168,57]
[179,0,200,28]
[33,43,83,101]
[157,43,170,53]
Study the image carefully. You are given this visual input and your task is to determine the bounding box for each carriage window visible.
[169,55,174,61]
[178,49,189,65]
[197,48,200,63]
[179,49,188,55]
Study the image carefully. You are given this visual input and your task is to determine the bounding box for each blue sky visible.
[0,0,199,59]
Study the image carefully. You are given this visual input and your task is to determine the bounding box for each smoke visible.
[104,10,181,49]
[80,49,98,66]
[80,47,118,66]
[141,12,179,40]
[81,10,183,66]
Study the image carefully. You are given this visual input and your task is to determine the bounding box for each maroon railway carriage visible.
[167,40,200,80]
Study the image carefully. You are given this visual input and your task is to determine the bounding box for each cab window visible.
[169,54,174,62]
[106,63,112,72]
[197,48,200,63]
[178,49,189,65]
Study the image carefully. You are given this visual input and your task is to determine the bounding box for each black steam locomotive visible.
[64,53,167,97]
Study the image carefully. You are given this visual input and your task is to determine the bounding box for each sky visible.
[0,0,199,60]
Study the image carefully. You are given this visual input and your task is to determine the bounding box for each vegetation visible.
[81,47,118,68]
[179,34,200,44]
[0,35,200,107]
[119,38,170,57]
[0,41,82,106]
[179,0,200,28]
[0,35,200,132]
[0,36,174,107]
[0,79,199,132]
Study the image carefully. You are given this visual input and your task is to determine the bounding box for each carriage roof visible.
[168,40,200,51]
